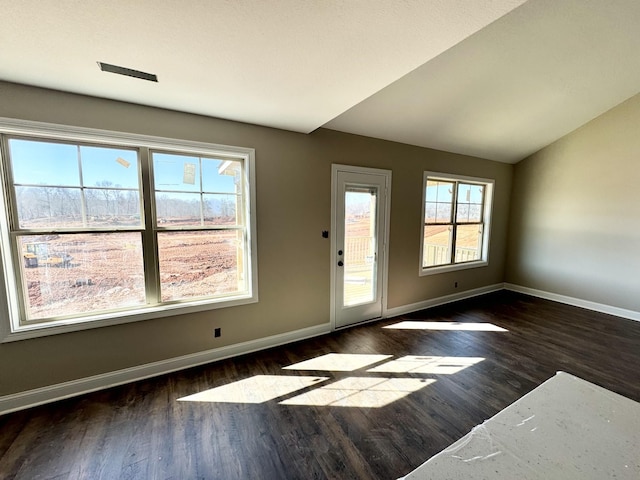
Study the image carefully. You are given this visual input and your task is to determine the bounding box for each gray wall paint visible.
[0,82,512,395]
[506,93,640,311]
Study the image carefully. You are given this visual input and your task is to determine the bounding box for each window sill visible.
[1,294,258,343]
[420,260,488,277]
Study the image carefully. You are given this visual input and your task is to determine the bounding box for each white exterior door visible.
[331,165,390,329]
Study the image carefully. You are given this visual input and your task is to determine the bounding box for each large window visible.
[420,172,493,275]
[0,119,257,340]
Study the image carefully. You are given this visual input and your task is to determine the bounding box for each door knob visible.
[338,250,343,256]
[338,261,344,267]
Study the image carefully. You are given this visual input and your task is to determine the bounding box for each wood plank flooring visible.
[1,291,639,479]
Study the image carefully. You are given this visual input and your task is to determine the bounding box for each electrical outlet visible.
[214,327,221,338]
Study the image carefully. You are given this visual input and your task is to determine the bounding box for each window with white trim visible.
[420,172,493,275]
[0,119,257,339]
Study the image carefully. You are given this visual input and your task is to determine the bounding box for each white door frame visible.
[330,164,391,330]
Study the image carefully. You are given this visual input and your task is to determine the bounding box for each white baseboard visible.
[384,283,504,318]
[0,284,504,415]
[6,281,634,416]
[0,323,330,416]
[504,283,640,323]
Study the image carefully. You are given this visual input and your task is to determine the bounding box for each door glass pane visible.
[19,232,146,320]
[343,187,377,307]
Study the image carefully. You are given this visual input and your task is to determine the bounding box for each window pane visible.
[455,225,483,263]
[425,202,452,223]
[153,152,200,192]
[9,139,80,186]
[457,203,470,223]
[457,183,471,203]
[425,202,437,223]
[204,194,241,226]
[158,230,246,302]
[457,183,484,223]
[15,186,82,229]
[435,202,452,223]
[426,180,453,203]
[81,146,139,189]
[423,225,452,267]
[155,192,202,226]
[425,180,454,224]
[470,184,484,203]
[344,188,377,307]
[19,233,146,320]
[202,158,241,193]
[457,203,482,223]
[85,188,142,227]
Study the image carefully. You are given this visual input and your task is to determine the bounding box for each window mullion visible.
[140,147,160,304]
[7,231,29,323]
[450,182,458,264]
[479,183,487,224]
[0,135,19,231]
[76,144,89,228]
[0,136,28,326]
[199,156,205,226]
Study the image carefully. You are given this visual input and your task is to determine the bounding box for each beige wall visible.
[506,93,640,312]
[0,82,512,395]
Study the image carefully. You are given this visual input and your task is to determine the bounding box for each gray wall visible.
[0,82,512,396]
[506,93,640,312]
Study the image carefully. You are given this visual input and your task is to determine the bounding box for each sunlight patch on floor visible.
[179,354,484,407]
[283,353,392,372]
[383,321,508,332]
[367,355,484,375]
[177,375,328,404]
[279,377,436,408]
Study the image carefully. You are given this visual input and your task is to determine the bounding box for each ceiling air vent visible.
[98,62,158,82]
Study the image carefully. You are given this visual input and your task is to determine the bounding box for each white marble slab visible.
[399,371,640,479]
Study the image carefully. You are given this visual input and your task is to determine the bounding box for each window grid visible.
[150,150,248,303]
[423,175,490,270]
[0,129,255,330]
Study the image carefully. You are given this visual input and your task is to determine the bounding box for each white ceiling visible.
[1,1,639,164]
[326,0,640,163]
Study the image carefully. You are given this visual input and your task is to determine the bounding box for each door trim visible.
[330,164,392,331]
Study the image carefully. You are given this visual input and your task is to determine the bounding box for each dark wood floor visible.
[1,291,639,480]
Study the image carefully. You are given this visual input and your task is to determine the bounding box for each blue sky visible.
[8,138,237,195]
[426,180,484,204]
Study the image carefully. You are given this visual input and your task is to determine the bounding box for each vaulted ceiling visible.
[2,1,639,163]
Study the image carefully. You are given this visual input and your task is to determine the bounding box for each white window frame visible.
[419,172,494,276]
[0,118,258,342]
